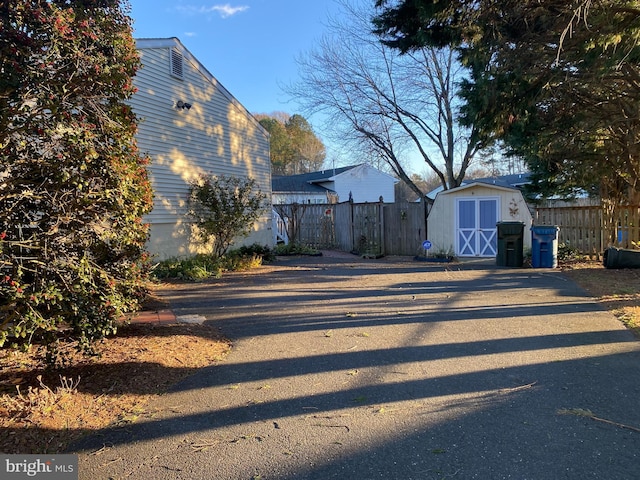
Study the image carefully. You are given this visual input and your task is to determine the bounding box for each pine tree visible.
[374,1,640,202]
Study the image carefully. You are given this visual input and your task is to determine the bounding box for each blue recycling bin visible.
[531,226,559,268]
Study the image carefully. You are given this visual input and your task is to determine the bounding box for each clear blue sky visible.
[129,0,340,118]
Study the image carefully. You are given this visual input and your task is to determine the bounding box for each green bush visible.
[220,253,263,272]
[273,243,321,256]
[0,1,153,363]
[151,255,222,281]
[557,242,588,262]
[230,243,276,263]
[187,175,267,259]
[152,245,274,281]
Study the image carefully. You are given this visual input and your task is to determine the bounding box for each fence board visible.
[631,207,640,246]
[334,203,353,252]
[351,203,384,256]
[383,203,427,256]
[535,205,640,259]
[298,204,335,248]
[274,201,427,256]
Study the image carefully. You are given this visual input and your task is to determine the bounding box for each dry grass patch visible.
[0,318,230,454]
[561,261,640,337]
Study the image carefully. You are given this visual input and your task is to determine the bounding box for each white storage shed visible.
[427,182,533,258]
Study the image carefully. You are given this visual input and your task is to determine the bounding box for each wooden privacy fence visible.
[535,204,640,259]
[274,201,427,256]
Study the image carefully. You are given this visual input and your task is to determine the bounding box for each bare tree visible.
[286,0,490,198]
[395,172,439,202]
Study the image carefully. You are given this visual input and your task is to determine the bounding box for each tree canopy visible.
[256,113,326,175]
[374,0,640,203]
[0,0,153,361]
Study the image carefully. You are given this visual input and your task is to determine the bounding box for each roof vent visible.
[170,49,184,79]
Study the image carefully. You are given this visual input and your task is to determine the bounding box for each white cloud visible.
[211,4,249,18]
[176,4,250,19]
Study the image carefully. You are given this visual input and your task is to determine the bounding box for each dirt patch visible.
[0,310,230,454]
[561,261,640,336]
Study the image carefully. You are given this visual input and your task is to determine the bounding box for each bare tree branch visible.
[286,0,489,196]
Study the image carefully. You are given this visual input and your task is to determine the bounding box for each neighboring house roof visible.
[472,172,531,189]
[272,175,333,194]
[272,165,361,194]
[426,172,530,200]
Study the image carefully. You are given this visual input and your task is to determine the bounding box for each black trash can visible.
[496,222,525,267]
[603,247,640,269]
[531,225,560,268]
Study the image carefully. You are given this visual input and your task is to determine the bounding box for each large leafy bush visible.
[0,0,153,361]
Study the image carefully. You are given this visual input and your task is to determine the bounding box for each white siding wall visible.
[331,164,396,203]
[426,184,532,256]
[131,40,272,260]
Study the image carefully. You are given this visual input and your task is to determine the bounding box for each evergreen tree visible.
[0,0,153,361]
[257,113,326,175]
[374,1,640,203]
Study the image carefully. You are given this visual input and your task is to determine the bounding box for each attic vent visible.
[170,49,184,79]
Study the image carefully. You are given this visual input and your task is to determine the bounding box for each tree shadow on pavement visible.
[67,256,640,479]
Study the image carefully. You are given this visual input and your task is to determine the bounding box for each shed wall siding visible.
[426,184,532,256]
[426,194,455,254]
[131,44,272,259]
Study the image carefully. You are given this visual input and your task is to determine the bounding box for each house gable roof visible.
[272,175,334,194]
[306,165,359,184]
[272,164,398,194]
[272,165,360,194]
[135,37,268,140]
[434,181,521,200]
[427,173,530,200]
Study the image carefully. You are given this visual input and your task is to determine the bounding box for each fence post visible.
[349,197,355,253]
[379,196,385,256]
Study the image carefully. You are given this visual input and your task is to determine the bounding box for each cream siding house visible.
[427,182,532,258]
[131,38,272,260]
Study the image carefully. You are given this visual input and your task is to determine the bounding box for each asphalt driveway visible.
[73,254,640,479]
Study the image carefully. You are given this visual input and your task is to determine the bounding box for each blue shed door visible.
[456,198,499,257]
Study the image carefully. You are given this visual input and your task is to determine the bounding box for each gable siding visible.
[131,43,272,259]
[332,165,396,203]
